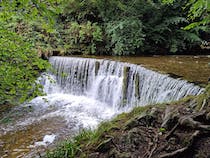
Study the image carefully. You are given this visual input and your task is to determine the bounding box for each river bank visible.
[47,84,210,158]
[0,55,209,158]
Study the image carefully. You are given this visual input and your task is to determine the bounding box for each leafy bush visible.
[63,21,103,55]
[55,0,209,55]
[106,17,145,55]
[0,0,60,105]
[0,29,49,105]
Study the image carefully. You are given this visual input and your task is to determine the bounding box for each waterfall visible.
[44,56,203,110]
[7,56,202,134]
[0,56,204,156]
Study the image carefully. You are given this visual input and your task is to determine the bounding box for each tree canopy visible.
[0,0,61,105]
[0,0,209,105]
[56,0,209,55]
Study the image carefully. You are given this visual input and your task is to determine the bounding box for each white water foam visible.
[34,134,56,146]
[1,57,203,134]
[0,56,204,158]
[48,56,203,109]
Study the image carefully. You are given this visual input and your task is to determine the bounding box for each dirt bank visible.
[47,85,210,158]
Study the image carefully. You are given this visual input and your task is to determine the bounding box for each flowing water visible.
[0,56,205,157]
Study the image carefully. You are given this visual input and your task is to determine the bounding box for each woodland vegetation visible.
[0,0,209,105]
[0,1,209,157]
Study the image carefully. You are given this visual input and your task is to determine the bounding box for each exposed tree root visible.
[160,130,200,158]
[165,122,179,140]
[148,133,158,158]
[160,103,210,158]
[160,146,188,158]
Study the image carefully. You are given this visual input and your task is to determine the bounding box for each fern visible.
[106,17,145,55]
[164,17,188,26]
[177,30,201,42]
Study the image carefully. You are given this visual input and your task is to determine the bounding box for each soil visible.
[74,87,210,158]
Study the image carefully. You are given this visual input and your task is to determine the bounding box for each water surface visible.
[0,55,208,157]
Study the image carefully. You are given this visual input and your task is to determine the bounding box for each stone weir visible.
[43,56,203,110]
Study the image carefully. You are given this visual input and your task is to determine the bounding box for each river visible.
[0,55,209,157]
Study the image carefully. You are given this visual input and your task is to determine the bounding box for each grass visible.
[46,129,100,158]
[0,117,13,124]
[46,105,152,158]
[46,84,210,158]
[46,103,182,157]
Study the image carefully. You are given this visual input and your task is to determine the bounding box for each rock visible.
[125,113,156,130]
[96,138,113,152]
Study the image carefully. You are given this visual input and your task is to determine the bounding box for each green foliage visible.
[63,21,103,55]
[46,129,97,157]
[162,0,210,30]
[0,0,61,105]
[141,0,203,53]
[56,0,209,55]
[46,139,81,158]
[63,0,99,22]
[100,0,205,54]
[162,0,175,4]
[187,0,209,20]
[159,127,166,133]
[106,18,145,55]
[0,29,49,105]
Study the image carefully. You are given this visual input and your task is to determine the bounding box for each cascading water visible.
[0,56,204,157]
[28,56,203,130]
[13,55,202,132]
[47,56,203,109]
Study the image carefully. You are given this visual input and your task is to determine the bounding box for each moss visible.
[46,85,210,158]
[195,84,210,110]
